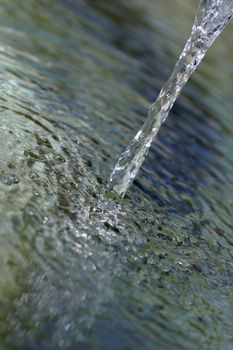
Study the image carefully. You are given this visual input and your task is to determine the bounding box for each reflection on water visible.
[0,0,233,349]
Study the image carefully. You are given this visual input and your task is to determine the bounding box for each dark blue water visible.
[0,0,233,349]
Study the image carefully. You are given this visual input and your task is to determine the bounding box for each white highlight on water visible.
[110,0,233,197]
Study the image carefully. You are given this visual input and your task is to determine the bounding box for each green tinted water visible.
[0,0,233,349]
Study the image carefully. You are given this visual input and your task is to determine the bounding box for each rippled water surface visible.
[0,0,233,349]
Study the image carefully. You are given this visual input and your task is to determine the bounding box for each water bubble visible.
[1,173,20,185]
[162,266,171,274]
[29,171,40,181]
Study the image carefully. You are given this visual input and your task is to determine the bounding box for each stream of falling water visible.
[110,0,233,197]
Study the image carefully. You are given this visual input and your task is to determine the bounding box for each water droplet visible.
[64,323,71,332]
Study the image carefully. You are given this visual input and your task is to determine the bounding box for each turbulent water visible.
[110,0,233,196]
[0,0,233,349]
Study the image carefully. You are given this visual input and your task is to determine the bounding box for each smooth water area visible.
[0,0,233,349]
[110,0,233,196]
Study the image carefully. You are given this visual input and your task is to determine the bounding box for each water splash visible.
[110,0,233,197]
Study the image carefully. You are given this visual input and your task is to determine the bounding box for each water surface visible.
[0,0,233,349]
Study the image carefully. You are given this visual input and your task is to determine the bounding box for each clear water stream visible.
[110,0,233,196]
